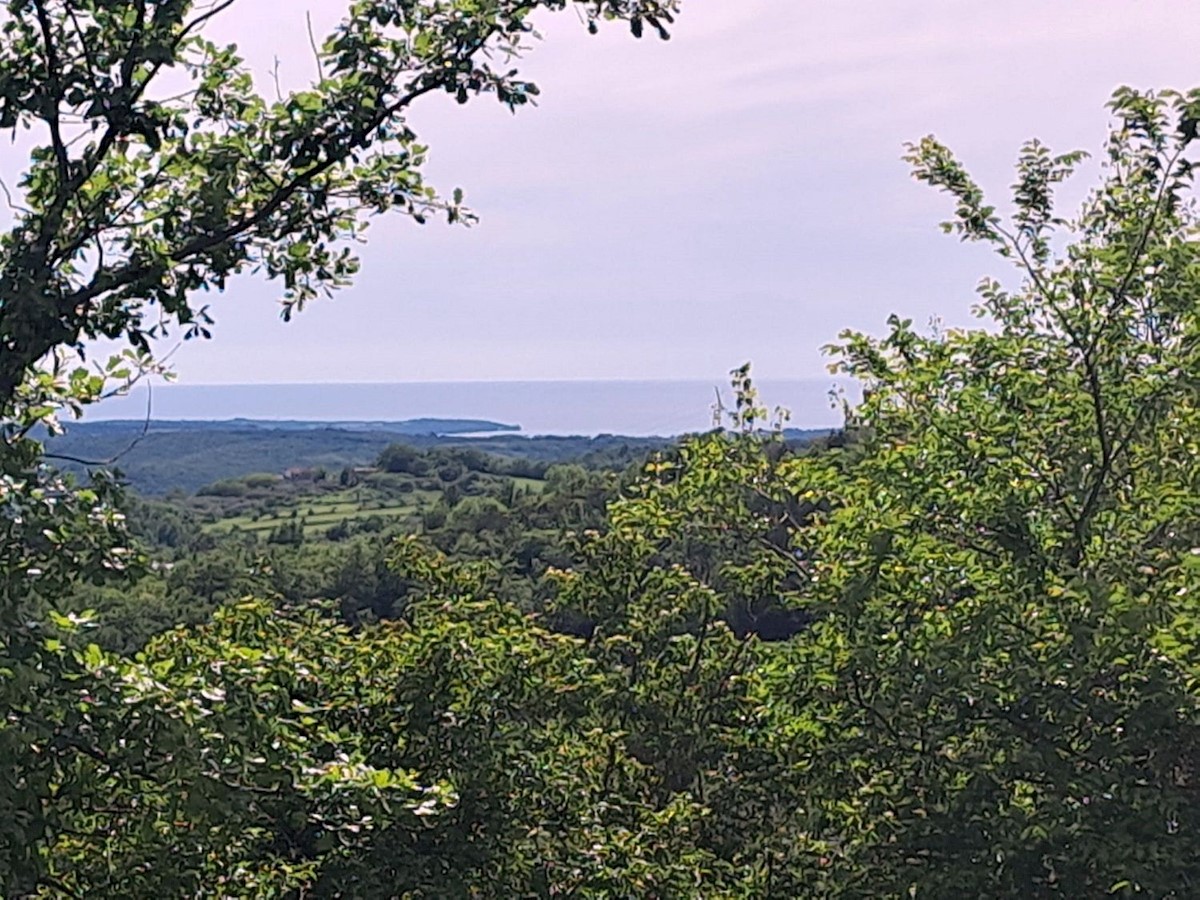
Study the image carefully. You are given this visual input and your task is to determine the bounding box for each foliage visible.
[768,87,1200,895]
[0,0,682,892]
[7,29,1200,892]
[34,601,461,897]
[45,421,676,494]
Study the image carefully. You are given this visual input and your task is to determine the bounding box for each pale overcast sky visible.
[127,1,1200,384]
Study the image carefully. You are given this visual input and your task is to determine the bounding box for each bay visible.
[92,378,857,437]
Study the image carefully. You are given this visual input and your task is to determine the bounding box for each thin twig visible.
[43,343,181,468]
[271,57,284,102]
[306,11,324,81]
[0,175,27,213]
[43,383,151,468]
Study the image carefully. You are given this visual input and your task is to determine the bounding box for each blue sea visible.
[91,379,858,437]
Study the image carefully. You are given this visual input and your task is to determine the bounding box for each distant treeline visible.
[44,420,832,494]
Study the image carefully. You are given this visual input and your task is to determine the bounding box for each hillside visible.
[42,419,785,494]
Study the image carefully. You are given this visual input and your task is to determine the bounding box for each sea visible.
[90,378,859,437]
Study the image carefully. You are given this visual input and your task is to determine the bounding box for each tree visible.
[0,2,681,892]
[515,88,1200,895]
[0,0,680,629]
[377,442,425,475]
[768,87,1200,895]
[7,9,1200,891]
[0,0,677,409]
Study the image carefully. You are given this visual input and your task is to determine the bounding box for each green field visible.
[510,476,546,493]
[203,489,440,537]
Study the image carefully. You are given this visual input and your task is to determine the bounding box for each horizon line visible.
[118,375,850,389]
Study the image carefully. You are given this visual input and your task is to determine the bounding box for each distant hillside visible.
[77,417,519,435]
[44,420,834,495]
[44,422,660,494]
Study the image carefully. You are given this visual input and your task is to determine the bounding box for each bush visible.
[196,479,247,498]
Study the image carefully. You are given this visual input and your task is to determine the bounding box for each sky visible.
[95,1,1200,384]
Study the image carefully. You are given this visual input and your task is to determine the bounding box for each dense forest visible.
[43,420,692,494]
[2,0,1200,896]
[37,435,702,653]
